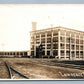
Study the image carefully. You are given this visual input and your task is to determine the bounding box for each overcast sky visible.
[0,4,84,51]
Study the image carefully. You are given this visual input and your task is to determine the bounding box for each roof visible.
[0,50,29,52]
[30,26,84,34]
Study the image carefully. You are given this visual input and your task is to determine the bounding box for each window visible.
[60,37,62,40]
[80,51,83,54]
[60,43,62,46]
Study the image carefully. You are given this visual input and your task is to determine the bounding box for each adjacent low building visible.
[30,25,84,60]
[0,51,29,58]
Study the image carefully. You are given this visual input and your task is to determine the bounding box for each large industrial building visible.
[30,22,84,60]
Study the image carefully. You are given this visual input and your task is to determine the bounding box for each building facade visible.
[30,26,84,60]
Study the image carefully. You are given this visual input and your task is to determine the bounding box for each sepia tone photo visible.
[0,4,84,80]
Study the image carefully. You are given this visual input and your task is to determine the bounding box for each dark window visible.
[47,51,50,55]
[60,37,62,40]
[80,51,83,54]
[42,51,45,55]
[60,43,62,46]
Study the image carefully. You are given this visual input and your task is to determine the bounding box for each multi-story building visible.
[30,23,84,60]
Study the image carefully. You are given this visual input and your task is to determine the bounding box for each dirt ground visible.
[0,60,9,79]
[0,58,84,79]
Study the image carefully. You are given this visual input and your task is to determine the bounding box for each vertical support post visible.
[8,52,9,56]
[69,32,71,60]
[5,52,6,56]
[51,30,53,56]
[64,31,66,59]
[75,34,76,59]
[40,33,41,44]
[83,34,84,59]
[23,52,25,56]
[30,33,31,56]
[79,34,80,59]
[3,52,4,57]
[34,34,36,57]
[18,52,19,57]
[58,29,60,59]
[11,52,13,57]
[15,52,17,56]
[40,33,43,58]
[45,33,47,56]
[12,52,13,56]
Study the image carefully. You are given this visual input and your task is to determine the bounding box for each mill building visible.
[30,22,84,60]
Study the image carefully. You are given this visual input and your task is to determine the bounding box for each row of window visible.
[31,31,83,39]
[61,50,83,54]
[0,52,27,55]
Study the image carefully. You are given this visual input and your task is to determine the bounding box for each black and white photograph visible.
[0,4,84,80]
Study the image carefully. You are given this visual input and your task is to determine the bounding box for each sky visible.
[0,4,84,51]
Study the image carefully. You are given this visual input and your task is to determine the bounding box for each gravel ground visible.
[1,58,84,79]
[0,59,9,79]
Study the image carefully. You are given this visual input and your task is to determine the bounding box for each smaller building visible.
[0,51,30,58]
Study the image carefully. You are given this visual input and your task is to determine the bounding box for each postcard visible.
[0,4,84,80]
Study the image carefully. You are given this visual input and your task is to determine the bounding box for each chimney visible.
[32,22,37,31]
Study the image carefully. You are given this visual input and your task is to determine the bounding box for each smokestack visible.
[32,22,37,31]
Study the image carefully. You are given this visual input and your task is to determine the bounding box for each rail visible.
[4,61,29,79]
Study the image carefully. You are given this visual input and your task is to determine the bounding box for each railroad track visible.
[4,61,29,79]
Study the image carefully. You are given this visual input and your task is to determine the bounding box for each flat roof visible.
[30,26,84,34]
[0,50,29,52]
